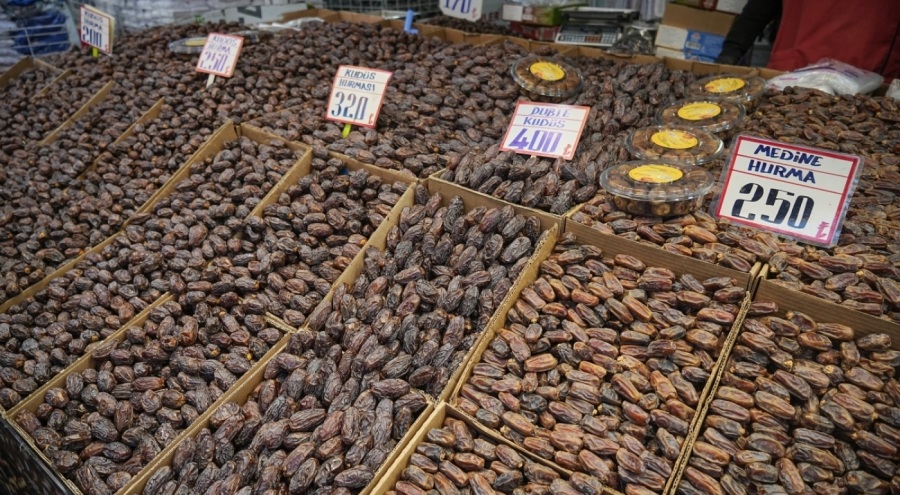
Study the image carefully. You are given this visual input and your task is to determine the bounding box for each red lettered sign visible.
[326,66,393,128]
[712,135,863,247]
[500,102,590,161]
[196,33,244,78]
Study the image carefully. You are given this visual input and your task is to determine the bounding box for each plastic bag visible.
[888,79,900,100]
[767,58,883,95]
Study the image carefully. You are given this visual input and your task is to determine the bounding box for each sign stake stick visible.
[92,47,98,58]
[206,74,216,88]
[342,124,352,138]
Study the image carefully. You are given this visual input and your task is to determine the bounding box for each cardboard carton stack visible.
[654,2,736,63]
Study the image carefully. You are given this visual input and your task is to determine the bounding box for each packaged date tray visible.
[657,97,745,138]
[688,73,767,108]
[626,125,724,166]
[599,160,714,217]
[511,55,583,98]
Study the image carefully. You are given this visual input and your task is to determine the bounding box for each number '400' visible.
[731,183,814,229]
[330,91,369,121]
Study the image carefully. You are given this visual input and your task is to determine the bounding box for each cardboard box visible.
[655,45,716,63]
[715,0,748,14]
[450,222,753,495]
[501,3,583,26]
[655,3,734,59]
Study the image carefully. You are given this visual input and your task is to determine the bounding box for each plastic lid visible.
[626,125,724,165]
[688,74,767,104]
[600,160,714,203]
[169,37,208,55]
[511,55,584,98]
[657,97,746,134]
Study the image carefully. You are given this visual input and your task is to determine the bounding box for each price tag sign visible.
[500,102,590,161]
[326,66,393,128]
[440,0,484,21]
[80,6,114,55]
[712,135,863,247]
[195,33,244,78]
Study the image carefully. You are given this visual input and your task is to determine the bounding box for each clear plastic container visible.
[169,30,267,55]
[626,125,724,166]
[657,97,746,138]
[688,74,767,108]
[169,37,207,55]
[599,160,714,217]
[511,55,583,98]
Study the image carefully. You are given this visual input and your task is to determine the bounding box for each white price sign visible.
[79,6,114,55]
[440,0,484,21]
[195,33,244,78]
[326,66,393,128]
[713,135,863,247]
[500,102,590,161]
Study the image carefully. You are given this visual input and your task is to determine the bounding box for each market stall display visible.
[0,8,897,495]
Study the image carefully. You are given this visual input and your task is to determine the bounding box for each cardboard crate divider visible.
[75,97,167,181]
[40,80,115,146]
[4,293,174,495]
[449,223,754,495]
[0,57,63,91]
[754,278,900,343]
[128,332,436,495]
[564,209,761,291]
[666,296,753,495]
[371,401,582,495]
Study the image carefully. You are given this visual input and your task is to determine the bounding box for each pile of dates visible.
[768,244,900,322]
[81,105,216,216]
[123,136,301,286]
[13,295,283,495]
[243,147,409,326]
[458,232,743,493]
[0,232,170,409]
[142,329,429,494]
[386,414,604,495]
[571,194,783,273]
[305,185,543,397]
[679,301,900,495]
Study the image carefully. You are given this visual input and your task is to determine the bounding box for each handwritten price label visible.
[500,102,590,161]
[195,33,244,78]
[441,0,484,21]
[80,6,114,55]
[326,66,393,128]
[713,135,863,247]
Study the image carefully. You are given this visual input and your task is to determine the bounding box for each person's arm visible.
[715,0,782,65]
